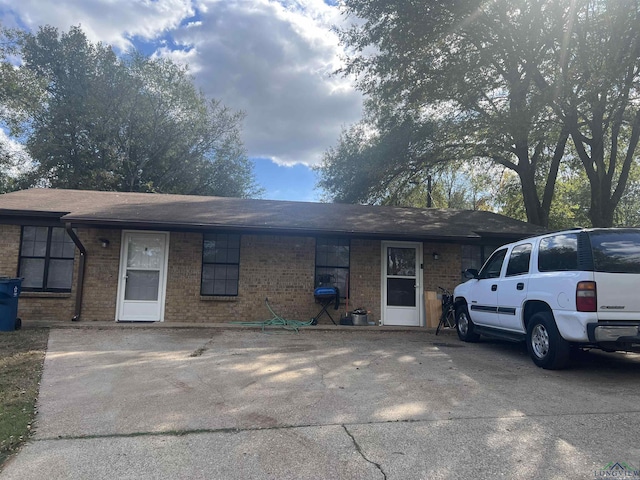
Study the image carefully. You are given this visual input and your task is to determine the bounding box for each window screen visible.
[19,226,75,291]
[315,237,350,298]
[201,234,240,296]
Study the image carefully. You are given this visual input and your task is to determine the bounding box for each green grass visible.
[0,329,48,468]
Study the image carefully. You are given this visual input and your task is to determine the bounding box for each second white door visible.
[382,242,422,326]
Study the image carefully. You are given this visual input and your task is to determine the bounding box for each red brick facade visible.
[1,225,464,326]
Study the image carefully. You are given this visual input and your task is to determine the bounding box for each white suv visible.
[453,228,640,369]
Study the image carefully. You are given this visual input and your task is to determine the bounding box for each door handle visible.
[517,282,524,290]
[491,284,497,291]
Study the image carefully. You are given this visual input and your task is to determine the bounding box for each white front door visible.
[116,231,169,322]
[381,242,422,326]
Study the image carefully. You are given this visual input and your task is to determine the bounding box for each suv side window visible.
[506,244,532,276]
[478,249,507,279]
[538,233,578,271]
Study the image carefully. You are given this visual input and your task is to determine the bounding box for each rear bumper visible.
[587,322,640,343]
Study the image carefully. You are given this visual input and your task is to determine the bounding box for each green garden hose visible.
[231,298,315,334]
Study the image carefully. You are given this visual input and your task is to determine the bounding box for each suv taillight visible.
[576,281,597,312]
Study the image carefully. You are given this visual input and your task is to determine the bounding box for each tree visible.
[0,25,261,198]
[317,110,494,209]
[329,0,640,227]
[333,0,571,226]
[546,1,640,227]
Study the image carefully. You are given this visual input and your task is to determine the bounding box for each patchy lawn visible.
[0,329,48,468]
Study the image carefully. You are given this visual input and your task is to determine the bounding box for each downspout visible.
[65,223,86,321]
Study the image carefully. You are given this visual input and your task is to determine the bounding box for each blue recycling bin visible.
[0,278,22,331]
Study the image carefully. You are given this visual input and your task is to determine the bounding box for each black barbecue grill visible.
[312,286,340,325]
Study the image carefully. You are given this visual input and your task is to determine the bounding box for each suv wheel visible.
[455,305,480,342]
[526,312,570,370]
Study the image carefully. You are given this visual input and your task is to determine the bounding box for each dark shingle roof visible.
[0,188,546,241]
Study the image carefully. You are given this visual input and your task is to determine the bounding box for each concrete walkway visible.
[2,327,640,479]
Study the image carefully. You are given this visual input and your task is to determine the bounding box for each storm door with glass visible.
[117,232,169,322]
[382,242,422,326]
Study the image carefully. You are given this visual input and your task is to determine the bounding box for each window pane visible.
[50,228,75,258]
[63,241,76,258]
[212,279,224,295]
[387,278,416,306]
[226,265,239,280]
[127,236,164,269]
[203,234,240,264]
[315,238,350,297]
[201,264,214,295]
[506,244,532,276]
[125,270,159,301]
[539,234,578,272]
[461,245,482,271]
[225,280,238,296]
[200,242,239,295]
[47,259,74,289]
[590,231,640,273]
[387,247,416,276]
[203,238,217,263]
[19,226,75,292]
[20,258,45,289]
[479,249,507,279]
[50,234,65,257]
[316,238,349,267]
[21,226,48,257]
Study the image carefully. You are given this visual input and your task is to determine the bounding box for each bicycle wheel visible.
[436,317,443,335]
[436,311,447,335]
[445,308,456,329]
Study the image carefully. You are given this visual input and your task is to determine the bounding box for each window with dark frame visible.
[201,233,240,296]
[538,233,579,272]
[315,237,350,298]
[506,244,532,276]
[19,226,76,292]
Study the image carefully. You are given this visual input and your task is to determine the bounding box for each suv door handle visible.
[491,284,497,291]
[517,282,524,290]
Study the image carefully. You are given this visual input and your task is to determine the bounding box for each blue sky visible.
[0,0,363,202]
[253,159,322,202]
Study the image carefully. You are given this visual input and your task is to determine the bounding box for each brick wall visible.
[2,223,467,326]
[423,242,463,293]
[80,228,121,321]
[350,239,381,323]
[164,233,321,323]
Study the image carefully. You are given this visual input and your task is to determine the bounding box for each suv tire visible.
[456,305,480,342]
[526,312,570,370]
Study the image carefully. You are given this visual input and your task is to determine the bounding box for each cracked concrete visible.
[343,425,387,480]
[2,328,640,479]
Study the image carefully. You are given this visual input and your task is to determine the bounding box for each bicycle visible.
[435,286,456,335]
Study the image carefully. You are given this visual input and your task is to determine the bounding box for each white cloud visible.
[0,0,363,167]
[0,130,33,174]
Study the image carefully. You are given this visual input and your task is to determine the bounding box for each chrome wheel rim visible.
[531,324,549,358]
[458,312,469,336]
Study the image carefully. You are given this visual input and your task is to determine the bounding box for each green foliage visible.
[316,112,495,210]
[543,1,640,227]
[326,0,640,227]
[0,25,261,198]
[328,0,573,225]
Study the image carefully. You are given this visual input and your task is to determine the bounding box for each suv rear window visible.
[589,231,640,273]
[538,233,578,271]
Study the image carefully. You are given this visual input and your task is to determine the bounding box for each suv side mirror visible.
[463,268,479,279]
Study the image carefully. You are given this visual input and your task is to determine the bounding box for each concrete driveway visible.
[2,327,640,479]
